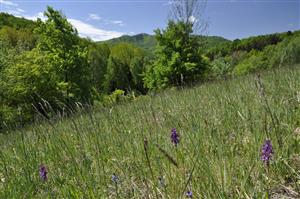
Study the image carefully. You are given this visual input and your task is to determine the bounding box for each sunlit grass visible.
[0,65,300,198]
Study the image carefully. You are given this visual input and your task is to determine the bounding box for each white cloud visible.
[4,8,25,16]
[0,0,18,6]
[111,20,125,27]
[88,13,126,27]
[23,12,46,21]
[189,15,197,23]
[68,18,125,41]
[0,0,22,15]
[7,10,124,41]
[16,8,24,13]
[88,13,101,21]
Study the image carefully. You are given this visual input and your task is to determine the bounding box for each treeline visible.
[207,30,300,77]
[0,12,36,30]
[1,7,300,131]
[0,7,152,130]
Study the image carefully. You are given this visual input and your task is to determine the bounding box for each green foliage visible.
[144,21,208,89]
[0,104,19,130]
[101,33,157,53]
[0,26,37,49]
[197,35,229,54]
[130,56,147,93]
[1,8,300,132]
[0,38,16,71]
[88,43,110,93]
[34,6,91,102]
[228,50,248,66]
[0,7,93,130]
[210,57,232,77]
[101,33,229,57]
[104,55,131,92]
[103,43,146,93]
[102,89,127,105]
[1,7,300,198]
[269,35,300,67]
[0,49,62,124]
[206,31,297,61]
[234,34,300,75]
[0,26,37,71]
[0,12,36,30]
[234,50,268,75]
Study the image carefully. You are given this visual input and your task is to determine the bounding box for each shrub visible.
[144,21,208,89]
[210,57,232,77]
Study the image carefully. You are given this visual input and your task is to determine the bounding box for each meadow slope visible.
[0,66,300,198]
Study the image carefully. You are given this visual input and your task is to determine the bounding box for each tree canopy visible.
[144,21,208,89]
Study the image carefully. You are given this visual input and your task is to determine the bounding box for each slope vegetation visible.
[99,33,230,53]
[0,65,299,198]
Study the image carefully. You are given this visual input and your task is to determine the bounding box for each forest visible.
[0,7,300,131]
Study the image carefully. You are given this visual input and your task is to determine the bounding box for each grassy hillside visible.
[100,33,230,53]
[0,65,299,198]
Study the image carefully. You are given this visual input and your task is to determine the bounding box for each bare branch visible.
[168,0,208,34]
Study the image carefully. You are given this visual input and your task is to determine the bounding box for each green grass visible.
[1,66,300,198]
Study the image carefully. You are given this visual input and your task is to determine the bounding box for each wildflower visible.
[186,190,192,198]
[39,164,48,181]
[261,139,273,165]
[112,173,119,183]
[170,128,180,146]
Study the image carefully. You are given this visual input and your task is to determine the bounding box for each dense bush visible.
[210,57,232,77]
[0,49,61,124]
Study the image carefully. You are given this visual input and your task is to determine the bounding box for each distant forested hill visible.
[99,33,230,53]
[0,13,36,30]
[99,33,156,51]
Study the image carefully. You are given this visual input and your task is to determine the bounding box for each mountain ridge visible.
[98,33,231,53]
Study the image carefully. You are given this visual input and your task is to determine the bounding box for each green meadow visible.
[1,65,299,198]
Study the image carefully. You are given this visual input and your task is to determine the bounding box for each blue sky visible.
[0,0,299,41]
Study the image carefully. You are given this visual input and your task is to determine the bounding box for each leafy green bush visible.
[210,57,232,77]
[144,21,208,89]
[0,104,19,130]
[0,49,63,124]
[269,36,300,68]
[233,50,269,75]
[102,89,134,106]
